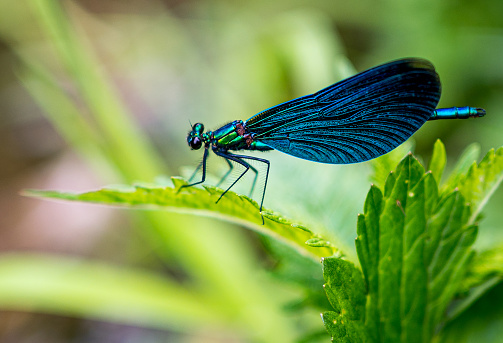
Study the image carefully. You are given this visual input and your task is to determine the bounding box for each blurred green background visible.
[0,0,501,342]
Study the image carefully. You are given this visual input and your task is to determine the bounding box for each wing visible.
[245,58,441,164]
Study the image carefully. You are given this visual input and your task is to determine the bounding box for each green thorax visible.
[210,120,272,151]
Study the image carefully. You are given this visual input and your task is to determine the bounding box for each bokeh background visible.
[0,0,502,342]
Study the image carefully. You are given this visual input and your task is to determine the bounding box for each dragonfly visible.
[181,58,485,223]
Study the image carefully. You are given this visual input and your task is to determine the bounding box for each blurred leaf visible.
[17,55,117,179]
[30,0,164,180]
[369,139,414,189]
[435,282,503,343]
[428,139,447,185]
[460,244,503,293]
[0,254,221,331]
[321,257,368,342]
[24,177,340,261]
[442,142,481,193]
[447,276,501,324]
[427,144,503,327]
[296,330,332,343]
[456,147,503,224]
[447,244,503,321]
[263,237,331,312]
[23,6,281,326]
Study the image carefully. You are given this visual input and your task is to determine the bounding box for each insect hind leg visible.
[212,149,269,224]
[248,164,259,198]
[213,150,251,204]
[216,157,258,197]
[216,158,234,187]
[228,154,270,214]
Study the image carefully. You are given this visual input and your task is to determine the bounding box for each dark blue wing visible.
[245,58,441,164]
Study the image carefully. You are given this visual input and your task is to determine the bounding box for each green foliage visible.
[321,258,368,342]
[0,253,219,330]
[25,0,165,181]
[435,282,503,343]
[321,144,503,342]
[369,140,414,189]
[26,177,339,261]
[23,142,503,342]
[428,139,447,184]
[2,0,501,341]
[442,143,481,194]
[448,243,503,322]
[461,244,503,294]
[455,147,503,224]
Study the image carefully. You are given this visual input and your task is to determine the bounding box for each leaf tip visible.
[20,189,38,197]
[171,177,188,190]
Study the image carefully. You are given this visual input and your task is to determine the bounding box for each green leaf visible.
[29,0,164,180]
[428,139,447,185]
[459,243,503,293]
[448,244,503,320]
[355,185,382,342]
[321,257,368,342]
[442,142,481,194]
[378,154,426,342]
[321,310,368,343]
[0,253,220,330]
[352,151,483,343]
[24,177,340,261]
[435,282,503,343]
[425,191,477,335]
[263,237,331,312]
[322,257,366,320]
[370,140,414,189]
[456,147,503,224]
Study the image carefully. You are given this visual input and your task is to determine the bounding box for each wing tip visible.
[394,57,436,71]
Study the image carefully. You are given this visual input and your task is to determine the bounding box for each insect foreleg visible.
[180,146,209,190]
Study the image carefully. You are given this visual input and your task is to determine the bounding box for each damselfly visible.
[182,58,485,222]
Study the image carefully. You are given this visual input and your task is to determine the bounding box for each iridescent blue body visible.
[182,58,485,223]
[430,106,485,120]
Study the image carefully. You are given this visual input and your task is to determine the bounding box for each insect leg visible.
[179,146,209,190]
[225,153,270,214]
[189,161,203,182]
[216,158,258,197]
[213,150,251,204]
[248,165,259,198]
[216,158,234,187]
[188,160,203,182]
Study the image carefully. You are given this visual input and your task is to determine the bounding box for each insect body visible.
[183,58,485,223]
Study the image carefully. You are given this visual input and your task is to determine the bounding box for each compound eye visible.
[189,136,202,150]
[193,123,204,133]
